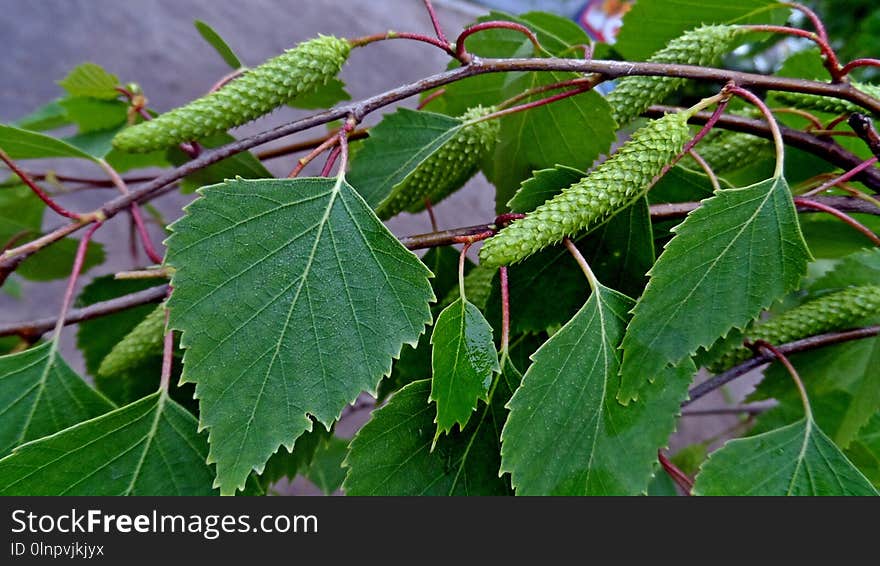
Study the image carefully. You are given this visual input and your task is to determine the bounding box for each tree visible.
[0,1,878,496]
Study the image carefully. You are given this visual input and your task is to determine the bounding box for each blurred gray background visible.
[1,0,752,493]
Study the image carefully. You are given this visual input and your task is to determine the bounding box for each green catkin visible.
[773,82,880,117]
[113,35,351,152]
[375,105,499,219]
[98,305,167,377]
[606,25,747,125]
[695,130,772,173]
[710,285,880,372]
[479,110,692,267]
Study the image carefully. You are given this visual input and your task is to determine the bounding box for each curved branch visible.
[684,326,880,407]
[0,284,168,339]
[646,105,880,192]
[6,57,880,271]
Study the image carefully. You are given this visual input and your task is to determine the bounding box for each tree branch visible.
[646,105,880,192]
[6,57,880,272]
[684,326,880,407]
[0,284,168,339]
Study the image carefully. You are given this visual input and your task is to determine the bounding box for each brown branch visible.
[849,114,880,159]
[5,57,880,273]
[684,326,880,407]
[646,105,880,192]
[0,284,168,339]
[255,129,370,161]
[649,196,880,221]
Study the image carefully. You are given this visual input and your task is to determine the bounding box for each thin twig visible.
[51,222,102,340]
[499,266,510,354]
[687,150,721,192]
[422,0,449,46]
[160,306,173,392]
[646,105,880,191]
[684,326,880,407]
[6,57,880,271]
[848,114,880,159]
[0,149,89,221]
[97,159,164,264]
[0,284,168,339]
[658,451,693,495]
[840,58,880,77]
[793,196,880,245]
[752,341,812,419]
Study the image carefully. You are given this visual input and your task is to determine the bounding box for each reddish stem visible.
[496,77,596,110]
[499,266,510,353]
[209,68,246,93]
[781,3,830,44]
[0,149,86,221]
[455,21,541,63]
[321,146,342,177]
[728,85,785,177]
[424,198,439,232]
[804,156,879,196]
[840,58,880,77]
[52,222,102,338]
[160,306,173,391]
[480,85,593,123]
[130,205,164,264]
[418,88,447,110]
[288,134,339,178]
[658,451,693,495]
[772,107,824,130]
[1,230,31,255]
[793,196,880,245]
[494,213,525,227]
[349,31,454,56]
[746,25,842,81]
[751,340,812,419]
[659,95,730,180]
[422,0,449,46]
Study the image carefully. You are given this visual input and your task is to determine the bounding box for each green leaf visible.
[615,0,781,61]
[501,284,694,495]
[166,133,272,194]
[63,127,122,159]
[344,359,520,495]
[166,177,434,494]
[58,98,128,133]
[259,420,333,487]
[812,248,880,291]
[619,176,811,402]
[693,417,878,495]
[58,63,121,100]
[430,298,499,436]
[346,108,464,208]
[194,20,243,69]
[17,237,105,282]
[0,342,114,459]
[0,184,43,245]
[379,247,471,402]
[846,412,880,488]
[14,100,72,131]
[0,124,97,161]
[287,78,351,110]
[750,336,880,449]
[305,436,348,495]
[0,391,218,495]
